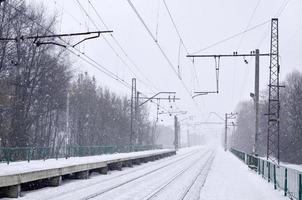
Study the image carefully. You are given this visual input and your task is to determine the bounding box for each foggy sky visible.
[28,0,302,134]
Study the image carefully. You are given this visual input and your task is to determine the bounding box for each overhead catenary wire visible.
[53,0,82,28]
[6,1,179,117]
[65,1,184,116]
[237,0,292,101]
[236,0,262,50]
[126,0,204,114]
[253,0,291,51]
[162,0,201,91]
[231,0,262,103]
[5,1,132,90]
[74,0,158,93]
[155,0,161,42]
[275,0,291,18]
[191,20,270,55]
[87,0,160,92]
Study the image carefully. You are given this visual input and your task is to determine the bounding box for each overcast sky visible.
[28,0,302,136]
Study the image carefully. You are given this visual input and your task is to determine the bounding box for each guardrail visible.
[230,148,302,200]
[0,145,163,164]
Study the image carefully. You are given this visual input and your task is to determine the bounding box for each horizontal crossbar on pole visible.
[187,53,271,58]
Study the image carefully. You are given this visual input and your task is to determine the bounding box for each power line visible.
[4,0,181,119]
[52,0,82,27]
[75,0,159,93]
[155,0,161,42]
[75,0,142,82]
[275,0,291,17]
[5,1,132,90]
[231,0,262,105]
[75,0,163,93]
[162,0,201,91]
[126,0,203,113]
[162,0,189,54]
[236,0,262,50]
[87,0,160,92]
[236,0,291,102]
[191,20,270,55]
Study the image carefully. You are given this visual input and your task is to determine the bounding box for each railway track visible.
[82,149,212,200]
[41,148,206,200]
[142,150,215,200]
[180,151,215,200]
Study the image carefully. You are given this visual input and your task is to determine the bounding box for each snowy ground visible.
[2,146,291,200]
[199,147,289,200]
[0,149,173,176]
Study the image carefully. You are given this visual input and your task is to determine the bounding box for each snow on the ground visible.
[281,162,302,172]
[9,146,204,200]
[1,145,291,200]
[0,149,174,176]
[199,147,289,200]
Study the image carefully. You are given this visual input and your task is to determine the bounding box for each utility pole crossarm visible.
[159,110,187,116]
[225,112,238,151]
[138,92,177,107]
[139,97,181,101]
[192,91,218,98]
[0,30,113,48]
[0,31,113,41]
[187,53,271,58]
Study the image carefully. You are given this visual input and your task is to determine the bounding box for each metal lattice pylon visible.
[267,18,280,164]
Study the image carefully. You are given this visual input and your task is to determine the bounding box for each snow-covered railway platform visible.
[0,149,176,198]
[0,146,292,200]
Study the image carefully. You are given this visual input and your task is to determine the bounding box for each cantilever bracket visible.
[72,32,101,47]
[35,41,67,48]
[192,91,218,99]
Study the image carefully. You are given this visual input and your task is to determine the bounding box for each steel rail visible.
[83,149,210,200]
[45,149,199,200]
[179,151,216,200]
[144,150,215,200]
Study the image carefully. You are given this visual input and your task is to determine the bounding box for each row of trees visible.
[68,73,154,147]
[0,1,155,151]
[232,71,302,164]
[0,0,71,149]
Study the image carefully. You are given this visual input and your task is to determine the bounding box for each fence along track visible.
[231,148,302,200]
[83,149,211,200]
[143,150,215,200]
[44,149,201,200]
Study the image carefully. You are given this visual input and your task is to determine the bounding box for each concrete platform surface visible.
[0,149,175,188]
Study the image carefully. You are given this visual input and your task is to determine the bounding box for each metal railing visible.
[230,148,302,200]
[0,145,163,164]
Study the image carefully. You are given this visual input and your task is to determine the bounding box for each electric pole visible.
[188,19,282,162]
[254,49,260,155]
[225,114,228,151]
[267,18,283,165]
[224,113,237,151]
[135,91,140,144]
[130,78,136,148]
[187,130,190,147]
[66,91,70,147]
[174,116,179,150]
[188,50,268,154]
[133,90,180,147]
